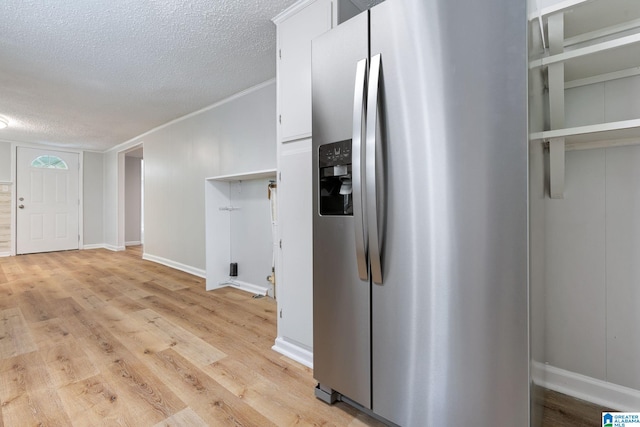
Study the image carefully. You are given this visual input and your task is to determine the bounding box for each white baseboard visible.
[272,336,313,369]
[103,244,125,252]
[0,251,10,258]
[125,241,141,246]
[532,360,640,411]
[217,279,269,296]
[142,253,206,278]
[83,244,107,250]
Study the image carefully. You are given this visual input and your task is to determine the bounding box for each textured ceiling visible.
[0,0,298,151]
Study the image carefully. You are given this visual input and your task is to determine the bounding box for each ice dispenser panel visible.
[319,140,352,216]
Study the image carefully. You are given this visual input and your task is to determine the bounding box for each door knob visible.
[18,204,24,209]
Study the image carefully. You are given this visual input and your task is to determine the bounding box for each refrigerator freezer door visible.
[312,12,371,409]
[369,0,529,426]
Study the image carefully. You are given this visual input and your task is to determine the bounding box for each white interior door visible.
[16,147,80,254]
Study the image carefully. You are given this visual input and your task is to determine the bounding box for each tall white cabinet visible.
[271,0,361,367]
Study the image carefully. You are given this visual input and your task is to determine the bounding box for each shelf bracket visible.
[549,137,565,199]
[547,12,565,199]
[534,0,547,49]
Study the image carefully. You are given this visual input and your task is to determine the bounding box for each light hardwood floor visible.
[535,387,612,427]
[0,247,609,426]
[0,247,384,426]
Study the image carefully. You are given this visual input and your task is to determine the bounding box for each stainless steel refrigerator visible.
[311,0,529,426]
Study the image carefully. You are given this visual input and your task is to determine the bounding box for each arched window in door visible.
[31,155,69,169]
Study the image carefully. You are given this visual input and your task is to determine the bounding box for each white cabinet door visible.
[278,0,333,142]
[278,143,313,348]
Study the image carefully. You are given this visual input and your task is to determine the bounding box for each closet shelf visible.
[530,118,640,145]
[206,168,276,182]
[530,32,640,81]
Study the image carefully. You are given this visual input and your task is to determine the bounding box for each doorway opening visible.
[123,146,144,257]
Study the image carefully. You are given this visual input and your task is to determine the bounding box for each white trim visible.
[536,33,640,68]
[0,181,12,185]
[564,18,640,48]
[116,143,143,254]
[125,240,141,246]
[142,252,206,278]
[83,244,107,250]
[117,150,126,250]
[0,252,11,258]
[104,244,125,252]
[10,144,15,256]
[531,361,640,411]
[79,151,84,250]
[272,0,316,24]
[281,132,313,144]
[105,79,276,154]
[205,169,277,182]
[530,118,640,141]
[217,279,269,296]
[272,336,313,368]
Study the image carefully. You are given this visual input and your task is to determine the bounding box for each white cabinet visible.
[276,0,333,142]
[272,0,332,367]
[276,141,313,348]
[271,0,363,367]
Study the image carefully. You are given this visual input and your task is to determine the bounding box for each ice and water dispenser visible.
[319,139,353,216]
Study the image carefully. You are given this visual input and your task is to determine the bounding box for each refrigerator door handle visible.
[366,53,383,284]
[352,58,369,281]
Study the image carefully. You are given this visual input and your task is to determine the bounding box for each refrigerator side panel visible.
[369,0,529,426]
[311,12,371,409]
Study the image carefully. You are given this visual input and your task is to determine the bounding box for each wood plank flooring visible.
[534,386,612,427]
[0,247,612,426]
[0,247,383,426]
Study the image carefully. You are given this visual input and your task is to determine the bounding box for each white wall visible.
[103,150,119,249]
[605,146,640,390]
[543,144,640,391]
[545,149,606,379]
[125,156,141,244]
[566,75,640,128]
[83,151,104,246]
[229,178,274,290]
[103,81,276,272]
[530,142,547,365]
